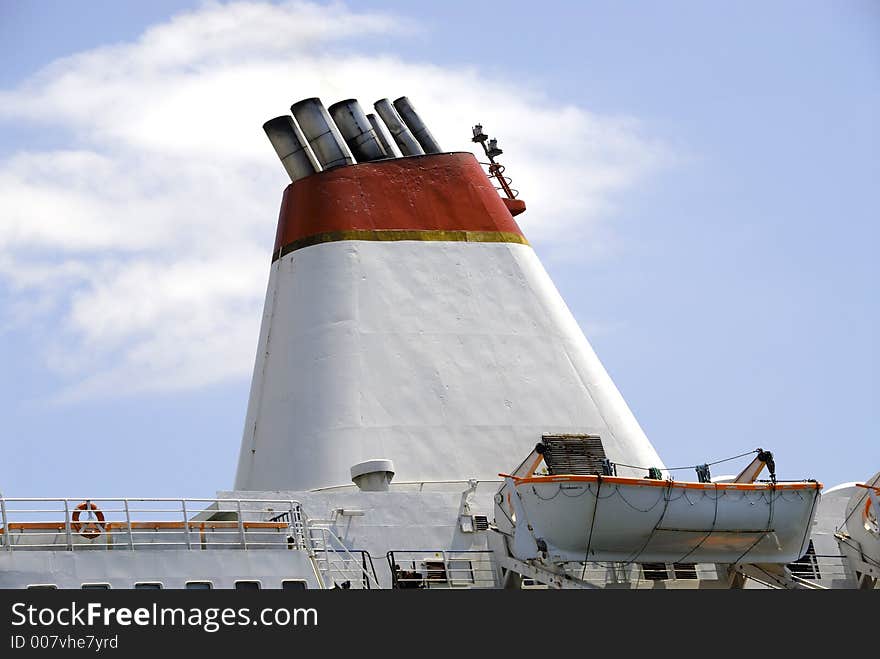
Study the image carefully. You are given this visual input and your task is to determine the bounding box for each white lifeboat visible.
[495,438,822,565]
[510,473,820,564]
[833,471,880,587]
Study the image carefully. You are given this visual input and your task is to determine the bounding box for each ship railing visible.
[780,553,857,583]
[553,555,857,587]
[478,161,519,199]
[0,497,307,553]
[387,550,498,589]
[307,525,382,590]
[550,561,723,586]
[309,478,502,493]
[313,549,380,590]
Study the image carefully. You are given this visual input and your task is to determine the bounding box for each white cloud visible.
[0,1,670,398]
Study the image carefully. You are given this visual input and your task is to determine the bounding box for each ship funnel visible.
[327,99,388,163]
[238,93,668,492]
[366,112,400,158]
[373,98,424,156]
[393,96,442,154]
[290,98,355,170]
[262,116,320,182]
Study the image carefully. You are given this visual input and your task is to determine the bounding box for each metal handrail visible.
[308,525,381,589]
[0,497,306,553]
[0,498,9,553]
[387,550,499,589]
[313,549,380,589]
[308,478,503,493]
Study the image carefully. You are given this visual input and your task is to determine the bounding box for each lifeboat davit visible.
[496,438,822,565]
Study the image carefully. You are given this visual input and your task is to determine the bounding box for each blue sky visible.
[0,1,876,497]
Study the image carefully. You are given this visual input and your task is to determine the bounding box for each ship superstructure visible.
[1,96,876,590]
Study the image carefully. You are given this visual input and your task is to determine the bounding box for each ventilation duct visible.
[350,459,395,492]
[393,96,442,154]
[290,97,355,170]
[367,112,400,158]
[262,116,319,182]
[328,99,388,162]
[265,95,442,178]
[373,98,424,156]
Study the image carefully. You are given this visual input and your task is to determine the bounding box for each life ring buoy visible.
[864,497,879,536]
[71,501,105,539]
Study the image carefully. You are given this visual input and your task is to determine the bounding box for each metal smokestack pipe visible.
[327,99,388,162]
[393,96,442,154]
[374,98,424,156]
[367,112,400,158]
[262,116,319,182]
[290,97,355,169]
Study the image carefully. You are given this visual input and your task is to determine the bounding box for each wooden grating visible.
[540,434,607,476]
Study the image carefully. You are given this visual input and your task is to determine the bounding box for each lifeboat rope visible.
[530,485,561,501]
[613,449,761,475]
[562,486,605,500]
[530,482,617,501]
[835,535,880,569]
[673,487,721,564]
[796,489,823,564]
[587,484,619,500]
[580,475,603,579]
[532,481,690,513]
[621,480,676,565]
[834,480,879,535]
[732,485,826,586]
[730,484,777,566]
[617,484,684,512]
[579,479,680,571]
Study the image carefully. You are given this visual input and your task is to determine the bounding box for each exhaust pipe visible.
[374,98,424,156]
[328,99,388,162]
[367,112,400,158]
[290,98,355,170]
[393,96,441,154]
[262,116,319,182]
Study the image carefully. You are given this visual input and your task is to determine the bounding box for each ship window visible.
[640,563,668,581]
[234,580,261,590]
[81,583,111,589]
[185,581,213,590]
[673,563,698,580]
[787,540,821,580]
[281,580,308,590]
[26,584,58,590]
[134,582,163,590]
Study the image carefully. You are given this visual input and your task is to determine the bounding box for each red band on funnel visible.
[273,152,527,260]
